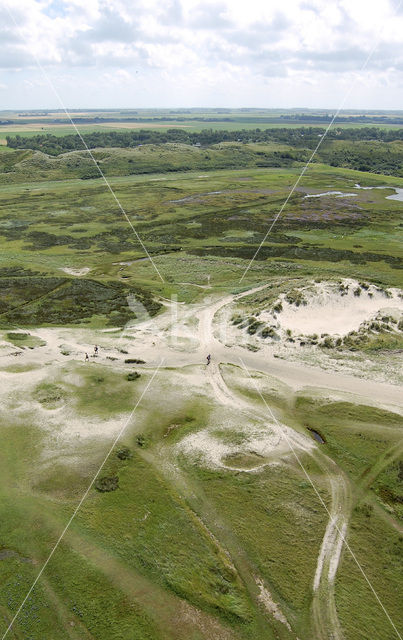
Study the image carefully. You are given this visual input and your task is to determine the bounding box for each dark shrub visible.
[127,371,141,381]
[6,332,29,340]
[285,289,306,306]
[136,434,146,447]
[116,447,132,460]
[355,503,373,517]
[247,318,265,335]
[95,476,119,492]
[34,383,64,406]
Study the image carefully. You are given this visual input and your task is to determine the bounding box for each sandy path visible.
[199,287,344,638]
[136,286,402,410]
[223,349,402,410]
[6,285,400,410]
[311,465,351,640]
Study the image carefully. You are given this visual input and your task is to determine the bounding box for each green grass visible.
[75,451,254,625]
[0,397,248,639]
[180,457,329,639]
[44,362,146,417]
[4,331,46,348]
[33,382,66,408]
[293,396,402,478]
[335,508,402,640]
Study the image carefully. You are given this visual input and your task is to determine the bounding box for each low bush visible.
[285,289,306,307]
[246,318,265,335]
[127,371,141,381]
[33,383,64,406]
[1,276,162,326]
[116,447,132,460]
[136,434,146,447]
[261,326,276,338]
[321,336,334,348]
[355,503,373,518]
[95,476,119,492]
[6,332,30,340]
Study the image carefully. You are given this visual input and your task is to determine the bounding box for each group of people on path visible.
[85,345,99,362]
[85,346,211,365]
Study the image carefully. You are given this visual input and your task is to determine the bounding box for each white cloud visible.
[0,0,402,108]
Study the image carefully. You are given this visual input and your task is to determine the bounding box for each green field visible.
[1,108,403,140]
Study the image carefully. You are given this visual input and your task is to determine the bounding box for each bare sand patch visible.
[60,267,90,276]
[96,122,191,129]
[176,420,300,471]
[260,280,402,337]
[256,577,292,631]
[304,191,357,198]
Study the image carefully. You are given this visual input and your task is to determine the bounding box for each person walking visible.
[206,354,211,365]
[94,345,98,356]
[85,352,89,362]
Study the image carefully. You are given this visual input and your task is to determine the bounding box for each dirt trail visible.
[198,286,355,640]
[311,462,351,640]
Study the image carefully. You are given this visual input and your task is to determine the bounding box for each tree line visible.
[6,126,403,157]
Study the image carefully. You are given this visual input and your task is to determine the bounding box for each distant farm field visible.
[1,107,403,142]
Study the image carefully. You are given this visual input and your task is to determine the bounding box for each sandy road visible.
[126,287,403,410]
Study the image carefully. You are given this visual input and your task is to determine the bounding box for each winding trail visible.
[310,460,351,640]
[197,287,352,640]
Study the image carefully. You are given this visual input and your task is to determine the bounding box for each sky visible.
[0,0,403,110]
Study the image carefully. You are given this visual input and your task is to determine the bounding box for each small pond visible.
[308,428,325,444]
